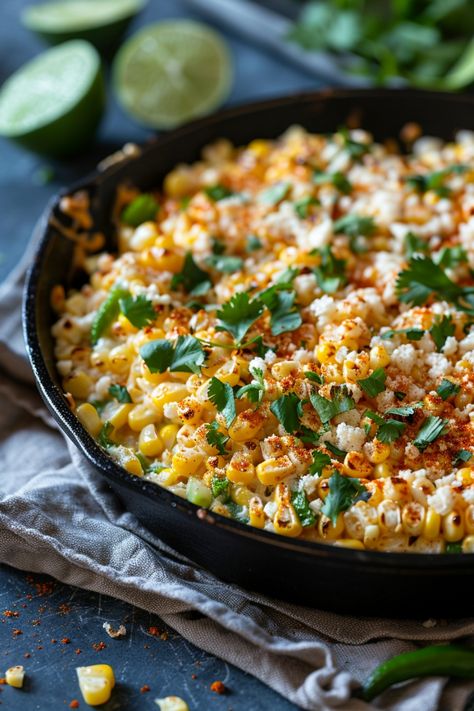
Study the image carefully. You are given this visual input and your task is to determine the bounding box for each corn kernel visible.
[113,446,144,477]
[214,360,241,387]
[64,371,92,399]
[164,167,195,197]
[456,468,474,485]
[172,450,203,477]
[314,342,337,364]
[76,403,102,437]
[443,510,465,542]
[364,524,380,548]
[465,505,474,534]
[333,539,365,550]
[373,462,392,478]
[249,497,265,528]
[378,500,401,532]
[76,665,115,706]
[130,221,159,251]
[176,397,205,426]
[152,383,189,412]
[139,424,164,457]
[231,485,253,507]
[227,453,256,485]
[5,665,25,688]
[128,402,161,431]
[423,507,441,540]
[402,501,425,536]
[159,424,179,450]
[256,456,293,485]
[271,360,300,381]
[369,345,390,369]
[343,451,373,478]
[367,440,390,464]
[228,411,264,442]
[109,403,133,429]
[273,483,303,538]
[462,535,474,553]
[318,513,344,540]
[155,697,190,711]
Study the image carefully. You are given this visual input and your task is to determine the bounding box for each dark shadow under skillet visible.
[23,89,474,616]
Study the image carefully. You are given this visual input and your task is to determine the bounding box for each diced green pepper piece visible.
[186,477,212,508]
[121,193,159,226]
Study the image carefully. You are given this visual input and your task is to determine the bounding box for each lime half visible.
[0,40,105,158]
[22,0,147,54]
[113,20,233,130]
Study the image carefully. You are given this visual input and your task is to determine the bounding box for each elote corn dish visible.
[52,126,474,553]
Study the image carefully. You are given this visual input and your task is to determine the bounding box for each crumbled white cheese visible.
[336,423,366,452]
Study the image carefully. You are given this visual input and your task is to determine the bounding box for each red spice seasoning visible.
[3,611,19,618]
[12,629,22,637]
[147,626,160,637]
[92,642,106,651]
[140,685,150,693]
[75,649,82,655]
[61,638,71,645]
[210,681,227,695]
[69,700,80,709]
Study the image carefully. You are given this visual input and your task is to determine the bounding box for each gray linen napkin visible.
[1,243,474,711]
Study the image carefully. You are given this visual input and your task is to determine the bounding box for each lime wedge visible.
[22,0,147,54]
[0,40,105,158]
[113,21,233,130]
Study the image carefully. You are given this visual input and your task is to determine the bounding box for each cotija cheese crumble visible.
[52,126,474,552]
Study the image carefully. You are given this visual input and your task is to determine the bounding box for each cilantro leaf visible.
[246,234,263,252]
[429,315,455,352]
[413,415,449,451]
[310,385,355,424]
[381,327,425,341]
[211,474,230,499]
[121,194,159,226]
[208,377,236,428]
[119,294,156,328]
[437,378,460,400]
[204,184,234,201]
[404,231,429,258]
[358,368,386,397]
[308,450,331,476]
[291,490,316,527]
[140,335,205,374]
[259,182,291,206]
[313,245,347,294]
[206,255,244,273]
[385,403,421,417]
[216,292,264,344]
[395,256,474,311]
[434,246,468,269]
[324,442,347,459]
[98,421,114,448]
[226,501,249,524]
[305,371,323,384]
[406,165,467,198]
[333,214,376,238]
[261,288,302,336]
[108,384,132,403]
[313,169,352,194]
[236,366,265,403]
[205,421,229,456]
[321,471,370,525]
[294,195,319,218]
[171,252,211,295]
[339,128,371,160]
[364,410,407,443]
[211,237,226,255]
[270,393,301,434]
[91,286,130,345]
[454,449,472,466]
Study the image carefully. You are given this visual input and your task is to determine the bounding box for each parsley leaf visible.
[108,384,132,403]
[259,181,291,206]
[310,385,355,424]
[208,377,236,428]
[119,294,156,328]
[204,184,234,201]
[294,195,319,218]
[395,256,474,312]
[437,378,460,400]
[261,288,302,336]
[413,415,449,451]
[385,403,421,417]
[171,252,211,295]
[98,421,114,448]
[321,471,370,525]
[308,450,331,476]
[313,245,347,294]
[206,254,244,273]
[270,393,301,434]
[358,368,386,397]
[211,474,230,499]
[216,292,264,344]
[236,366,265,403]
[313,169,352,194]
[291,490,316,527]
[121,194,159,226]
[140,335,205,374]
[246,234,263,252]
[381,327,425,341]
[333,214,376,238]
[429,315,455,352]
[205,421,229,455]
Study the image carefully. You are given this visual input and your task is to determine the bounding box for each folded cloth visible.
[1,247,473,711]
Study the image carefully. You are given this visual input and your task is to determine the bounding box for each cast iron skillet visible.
[23,89,474,617]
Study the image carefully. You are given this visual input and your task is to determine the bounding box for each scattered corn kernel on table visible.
[0,0,320,708]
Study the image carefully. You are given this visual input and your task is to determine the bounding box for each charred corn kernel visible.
[317,477,330,499]
[343,451,373,478]
[318,513,344,540]
[128,402,161,431]
[152,383,189,411]
[139,424,164,457]
[373,462,392,478]
[228,412,263,442]
[456,467,474,485]
[90,350,110,370]
[402,501,425,536]
[364,524,380,548]
[164,167,194,197]
[367,440,390,464]
[130,221,159,251]
[114,446,143,477]
[378,500,401,532]
[76,664,115,706]
[273,483,303,538]
[443,510,465,542]
[155,697,190,711]
[64,372,92,399]
[343,354,369,383]
[214,359,240,386]
[423,507,441,540]
[108,345,134,374]
[231,484,253,507]
[383,476,410,503]
[176,397,205,426]
[256,455,293,485]
[227,453,256,485]
[314,342,337,364]
[172,450,203,477]
[205,455,226,471]
[249,497,265,528]
[142,247,184,273]
[76,403,102,437]
[271,360,299,380]
[465,505,474,534]
[109,403,133,429]
[369,345,390,369]
[462,535,474,553]
[321,362,344,384]
[151,468,178,487]
[334,539,364,550]
[343,502,377,540]
[5,665,25,688]
[159,424,179,450]
[248,138,270,157]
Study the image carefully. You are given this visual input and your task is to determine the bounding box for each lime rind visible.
[22,0,147,33]
[113,20,233,129]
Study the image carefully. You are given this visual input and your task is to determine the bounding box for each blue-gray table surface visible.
[0,0,325,709]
